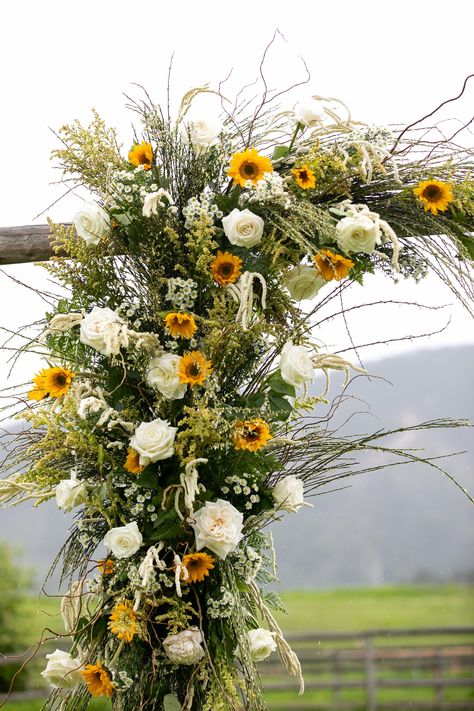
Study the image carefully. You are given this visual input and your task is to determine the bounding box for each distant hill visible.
[1,346,473,590]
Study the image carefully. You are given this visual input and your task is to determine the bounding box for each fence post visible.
[364,635,377,711]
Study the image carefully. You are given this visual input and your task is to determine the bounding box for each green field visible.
[2,585,473,710]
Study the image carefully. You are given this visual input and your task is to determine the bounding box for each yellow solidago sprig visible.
[178,352,212,388]
[128,141,153,170]
[292,164,316,190]
[413,179,454,215]
[233,418,272,452]
[28,366,75,401]
[108,600,137,643]
[164,313,197,339]
[81,660,115,697]
[227,148,273,187]
[314,249,354,282]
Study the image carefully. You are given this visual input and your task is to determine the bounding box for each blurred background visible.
[0,1,473,708]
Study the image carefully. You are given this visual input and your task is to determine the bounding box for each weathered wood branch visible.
[0,224,64,265]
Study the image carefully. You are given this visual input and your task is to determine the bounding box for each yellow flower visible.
[178,351,212,387]
[128,141,153,170]
[413,179,453,215]
[28,366,75,401]
[97,558,114,575]
[227,148,273,187]
[233,418,272,452]
[108,601,136,643]
[292,164,316,189]
[81,660,114,698]
[314,249,354,281]
[164,313,197,339]
[124,448,144,475]
[210,251,243,286]
[182,552,215,583]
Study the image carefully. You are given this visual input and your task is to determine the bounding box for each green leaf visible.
[267,372,296,397]
[135,468,160,490]
[246,393,266,408]
[268,392,293,414]
[458,234,474,260]
[272,145,290,161]
[163,694,182,711]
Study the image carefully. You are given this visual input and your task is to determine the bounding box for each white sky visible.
[0,0,473,388]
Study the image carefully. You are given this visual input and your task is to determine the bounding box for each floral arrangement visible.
[1,60,473,711]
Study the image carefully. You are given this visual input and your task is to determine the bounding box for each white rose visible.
[284,265,327,301]
[273,474,310,513]
[294,98,325,127]
[335,214,380,254]
[130,419,177,466]
[163,627,205,665]
[41,649,84,689]
[246,628,277,662]
[222,208,264,249]
[184,117,221,154]
[279,341,314,388]
[103,521,143,559]
[73,202,110,246]
[56,474,87,512]
[146,354,187,400]
[191,499,243,559]
[77,396,104,419]
[80,306,128,356]
[143,189,175,217]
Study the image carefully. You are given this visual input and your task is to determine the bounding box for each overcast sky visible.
[0,0,473,388]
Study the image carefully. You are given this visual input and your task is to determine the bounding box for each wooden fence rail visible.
[0,225,56,265]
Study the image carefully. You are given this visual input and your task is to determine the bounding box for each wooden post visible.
[0,225,57,265]
[364,636,377,711]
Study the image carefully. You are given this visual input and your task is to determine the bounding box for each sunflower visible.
[292,164,316,190]
[97,558,114,575]
[28,366,75,401]
[233,418,272,452]
[210,251,243,286]
[227,148,273,187]
[178,351,212,387]
[81,661,115,698]
[182,552,215,583]
[314,249,354,281]
[124,448,144,475]
[413,179,453,215]
[108,601,137,643]
[164,313,197,339]
[128,141,153,170]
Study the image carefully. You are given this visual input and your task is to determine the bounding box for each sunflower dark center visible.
[299,170,309,181]
[423,185,441,200]
[187,362,202,377]
[54,374,67,387]
[240,161,257,178]
[244,428,259,440]
[219,263,234,276]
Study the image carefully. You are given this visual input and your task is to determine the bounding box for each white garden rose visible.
[163,627,205,665]
[279,341,314,388]
[55,473,87,512]
[222,208,264,248]
[284,265,327,301]
[130,419,177,465]
[335,214,380,254]
[41,649,84,689]
[142,189,175,217]
[146,354,187,400]
[294,98,324,127]
[80,306,128,356]
[272,474,310,513]
[73,201,110,246]
[77,396,104,419]
[191,499,244,559]
[103,521,143,559]
[184,117,221,154]
[247,628,277,662]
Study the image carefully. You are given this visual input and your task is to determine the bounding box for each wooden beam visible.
[0,224,59,265]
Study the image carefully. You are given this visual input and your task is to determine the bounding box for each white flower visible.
[163,627,205,665]
[77,396,104,419]
[103,521,143,559]
[55,473,87,512]
[130,419,177,466]
[336,214,380,254]
[279,341,313,388]
[222,208,264,249]
[73,202,110,246]
[184,117,221,154]
[191,499,243,559]
[273,474,309,513]
[294,98,325,127]
[41,649,84,689]
[247,628,277,662]
[146,353,187,400]
[142,189,175,217]
[80,306,128,356]
[47,313,83,333]
[284,265,327,301]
